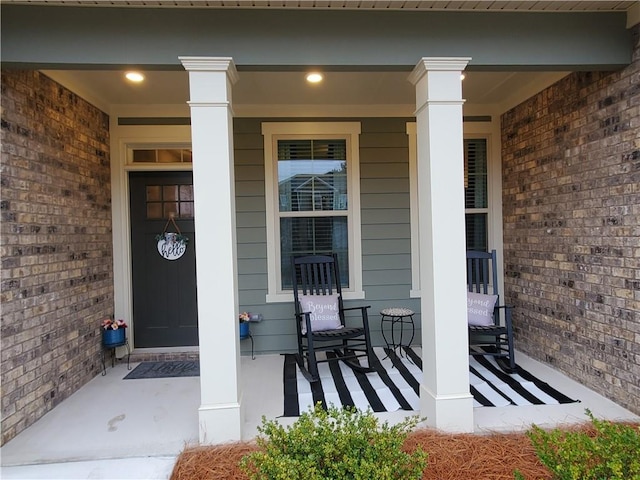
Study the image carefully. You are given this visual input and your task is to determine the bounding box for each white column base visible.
[198,399,243,444]
[420,384,474,433]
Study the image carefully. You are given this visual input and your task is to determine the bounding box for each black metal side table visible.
[101,338,131,375]
[380,307,415,360]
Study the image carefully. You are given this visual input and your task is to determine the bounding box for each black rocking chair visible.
[292,254,376,383]
[466,249,516,372]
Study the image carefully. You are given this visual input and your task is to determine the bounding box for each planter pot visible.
[239,322,250,339]
[103,328,126,347]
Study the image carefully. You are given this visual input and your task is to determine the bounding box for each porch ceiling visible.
[42,68,568,116]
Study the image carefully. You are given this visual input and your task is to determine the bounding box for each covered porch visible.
[2,350,639,479]
[2,2,639,458]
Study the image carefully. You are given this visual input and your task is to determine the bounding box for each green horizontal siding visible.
[363,253,411,271]
[235,196,265,212]
[363,239,411,256]
[361,224,409,239]
[236,212,267,228]
[235,165,264,181]
[361,209,410,225]
[360,178,408,194]
[360,193,409,209]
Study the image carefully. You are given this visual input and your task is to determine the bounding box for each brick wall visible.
[1,71,114,445]
[501,25,640,415]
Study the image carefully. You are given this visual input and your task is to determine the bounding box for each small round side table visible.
[101,334,131,375]
[240,323,255,360]
[380,307,415,360]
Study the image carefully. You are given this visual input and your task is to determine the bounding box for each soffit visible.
[1,0,637,11]
[42,68,568,117]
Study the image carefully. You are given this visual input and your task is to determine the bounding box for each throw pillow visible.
[298,294,342,334]
[467,292,498,327]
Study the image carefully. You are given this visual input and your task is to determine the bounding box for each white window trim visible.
[406,123,421,298]
[262,122,364,303]
[407,122,494,298]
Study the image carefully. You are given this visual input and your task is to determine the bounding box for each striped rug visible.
[283,347,578,417]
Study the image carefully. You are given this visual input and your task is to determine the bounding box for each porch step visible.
[128,351,200,363]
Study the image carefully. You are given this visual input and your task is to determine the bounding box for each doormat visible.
[283,347,579,417]
[124,360,199,379]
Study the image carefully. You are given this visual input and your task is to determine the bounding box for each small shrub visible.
[240,403,428,480]
[525,409,640,480]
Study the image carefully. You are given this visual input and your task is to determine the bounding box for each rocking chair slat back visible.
[466,250,498,296]
[294,255,340,297]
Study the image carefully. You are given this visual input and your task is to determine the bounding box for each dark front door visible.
[129,171,198,347]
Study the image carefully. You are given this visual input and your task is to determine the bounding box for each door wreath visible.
[155,214,189,261]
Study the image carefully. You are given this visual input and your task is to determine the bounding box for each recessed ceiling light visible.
[125,71,145,83]
[306,72,323,83]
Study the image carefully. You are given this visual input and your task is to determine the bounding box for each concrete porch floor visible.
[1,350,638,480]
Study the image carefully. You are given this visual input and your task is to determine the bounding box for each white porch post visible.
[409,57,474,432]
[180,57,242,443]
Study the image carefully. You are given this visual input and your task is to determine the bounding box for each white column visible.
[180,57,242,443]
[409,57,474,432]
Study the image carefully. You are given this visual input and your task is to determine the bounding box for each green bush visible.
[525,409,640,480]
[240,403,428,480]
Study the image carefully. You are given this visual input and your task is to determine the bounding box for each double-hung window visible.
[464,138,489,252]
[407,122,491,296]
[262,122,363,302]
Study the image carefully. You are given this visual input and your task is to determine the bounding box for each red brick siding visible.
[501,25,640,415]
[1,71,114,445]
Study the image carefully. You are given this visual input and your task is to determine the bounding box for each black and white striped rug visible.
[283,347,578,416]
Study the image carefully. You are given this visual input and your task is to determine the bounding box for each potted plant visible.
[239,312,250,338]
[101,318,128,347]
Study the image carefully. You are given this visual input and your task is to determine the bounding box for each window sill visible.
[266,290,365,303]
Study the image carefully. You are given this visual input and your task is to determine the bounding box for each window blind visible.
[278,139,347,161]
[464,139,488,209]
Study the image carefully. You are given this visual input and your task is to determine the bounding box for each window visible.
[407,123,490,297]
[263,123,363,302]
[145,184,194,219]
[464,138,489,252]
[131,148,192,164]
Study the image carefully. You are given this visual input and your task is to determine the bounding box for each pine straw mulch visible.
[170,427,562,480]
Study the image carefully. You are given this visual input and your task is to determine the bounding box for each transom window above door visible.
[263,122,363,302]
[131,148,192,164]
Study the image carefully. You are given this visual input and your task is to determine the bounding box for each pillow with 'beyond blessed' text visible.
[299,294,342,335]
[467,292,498,327]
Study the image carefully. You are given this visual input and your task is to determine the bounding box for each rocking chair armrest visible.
[494,304,513,310]
[495,305,513,317]
[341,305,371,329]
[494,304,513,326]
[294,311,314,332]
